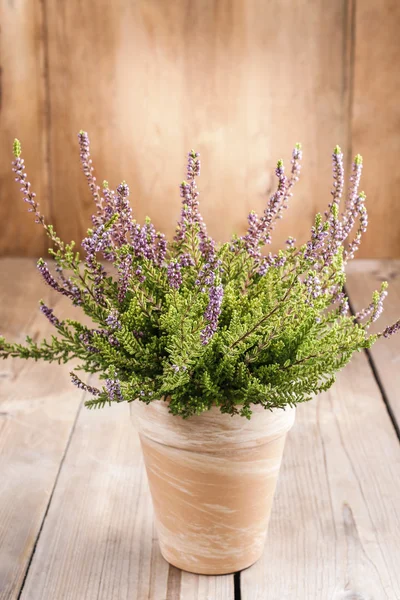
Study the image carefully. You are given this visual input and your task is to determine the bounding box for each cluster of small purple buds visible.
[70,372,101,396]
[167,260,182,289]
[200,284,224,345]
[40,303,62,327]
[106,310,122,330]
[105,379,124,403]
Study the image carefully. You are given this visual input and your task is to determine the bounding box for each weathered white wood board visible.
[346,259,400,427]
[241,350,400,599]
[0,259,83,599]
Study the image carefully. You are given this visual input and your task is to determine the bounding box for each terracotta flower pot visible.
[130,399,295,575]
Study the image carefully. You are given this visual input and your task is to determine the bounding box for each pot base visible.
[159,544,265,576]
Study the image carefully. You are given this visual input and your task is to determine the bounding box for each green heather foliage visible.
[1,135,399,418]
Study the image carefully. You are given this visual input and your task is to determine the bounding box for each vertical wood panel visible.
[0,0,49,256]
[44,0,350,253]
[0,1,399,258]
[351,0,400,258]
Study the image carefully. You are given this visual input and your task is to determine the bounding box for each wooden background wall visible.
[0,0,399,258]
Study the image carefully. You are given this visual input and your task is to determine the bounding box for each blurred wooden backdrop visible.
[0,0,399,258]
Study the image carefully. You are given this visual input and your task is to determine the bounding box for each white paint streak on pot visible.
[130,399,296,575]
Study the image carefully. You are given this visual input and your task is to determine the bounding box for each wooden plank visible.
[19,404,234,599]
[241,351,400,599]
[0,259,83,599]
[346,259,400,427]
[351,1,400,258]
[0,2,49,256]
[44,0,350,254]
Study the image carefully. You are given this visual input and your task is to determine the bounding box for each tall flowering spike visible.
[344,154,363,218]
[37,259,81,303]
[70,372,101,396]
[344,192,368,262]
[241,158,288,257]
[113,181,133,246]
[200,284,224,345]
[12,141,44,226]
[382,320,400,338]
[39,302,62,327]
[77,130,103,222]
[186,149,201,180]
[370,282,388,325]
[329,145,344,211]
[174,150,215,260]
[117,252,133,303]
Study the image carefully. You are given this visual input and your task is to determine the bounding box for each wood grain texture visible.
[241,350,400,599]
[19,402,234,599]
[346,259,400,427]
[0,1,49,256]
[351,1,400,258]
[2,0,354,256]
[0,259,82,599]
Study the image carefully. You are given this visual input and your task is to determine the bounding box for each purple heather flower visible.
[339,296,349,316]
[79,330,100,353]
[105,379,124,403]
[241,160,288,257]
[174,151,216,260]
[82,224,112,302]
[167,260,182,289]
[12,153,44,226]
[382,320,400,338]
[344,201,368,262]
[40,303,62,327]
[200,284,224,345]
[78,131,103,224]
[370,285,388,324]
[171,364,187,373]
[330,146,344,205]
[344,155,363,216]
[304,272,323,302]
[196,258,223,289]
[113,181,133,245]
[70,372,101,396]
[106,310,122,330]
[258,253,287,276]
[117,253,133,303]
[286,236,296,248]
[37,259,82,304]
[154,232,167,267]
[179,253,195,268]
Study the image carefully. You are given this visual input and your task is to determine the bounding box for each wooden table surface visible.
[0,258,399,600]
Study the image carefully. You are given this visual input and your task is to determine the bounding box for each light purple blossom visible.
[12,155,44,226]
[382,320,400,338]
[71,372,101,395]
[201,284,224,345]
[105,379,124,402]
[40,303,62,327]
[78,131,103,224]
[167,260,182,289]
[106,310,122,330]
[37,259,82,304]
[117,253,133,303]
[174,151,215,260]
[258,253,287,276]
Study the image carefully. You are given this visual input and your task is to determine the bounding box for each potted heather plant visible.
[1,134,399,575]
